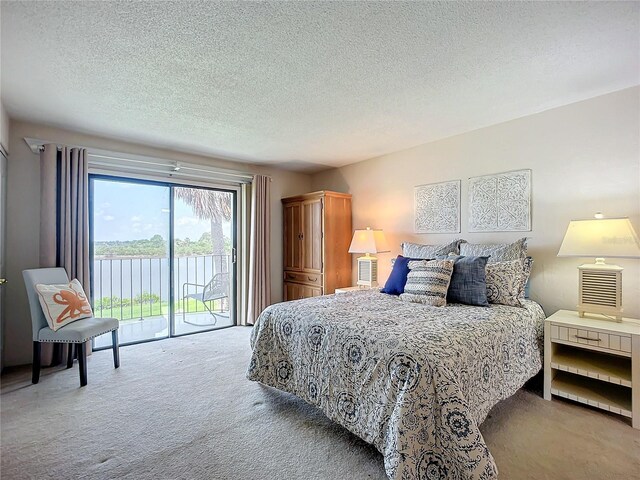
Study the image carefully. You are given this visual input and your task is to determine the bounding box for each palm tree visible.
[174,187,232,265]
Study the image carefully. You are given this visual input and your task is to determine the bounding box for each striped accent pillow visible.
[400,259,455,307]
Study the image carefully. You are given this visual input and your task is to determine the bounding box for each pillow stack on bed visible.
[383,238,531,308]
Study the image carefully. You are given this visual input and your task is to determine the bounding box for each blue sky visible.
[93,180,232,242]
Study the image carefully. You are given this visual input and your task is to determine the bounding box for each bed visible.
[247,290,545,480]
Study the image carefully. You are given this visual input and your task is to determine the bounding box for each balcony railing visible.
[93,254,231,321]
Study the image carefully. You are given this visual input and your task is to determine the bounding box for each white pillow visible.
[401,239,464,259]
[460,238,528,263]
[485,258,532,307]
[35,279,93,331]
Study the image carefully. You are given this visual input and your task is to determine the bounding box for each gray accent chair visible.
[23,268,120,387]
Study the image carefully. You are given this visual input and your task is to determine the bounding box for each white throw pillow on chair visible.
[35,279,93,331]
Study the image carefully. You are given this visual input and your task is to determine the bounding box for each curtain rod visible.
[24,137,273,181]
[88,153,259,181]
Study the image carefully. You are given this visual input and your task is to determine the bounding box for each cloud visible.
[103,215,115,221]
[131,215,142,222]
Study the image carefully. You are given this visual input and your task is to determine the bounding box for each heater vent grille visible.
[579,270,621,308]
[357,258,378,287]
[358,261,371,281]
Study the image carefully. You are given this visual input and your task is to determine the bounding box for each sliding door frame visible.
[89,174,239,349]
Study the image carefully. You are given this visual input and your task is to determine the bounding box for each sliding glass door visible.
[173,187,235,335]
[90,176,236,349]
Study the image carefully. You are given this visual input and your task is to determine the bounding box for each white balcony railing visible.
[92,254,231,322]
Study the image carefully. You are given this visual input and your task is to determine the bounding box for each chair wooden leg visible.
[32,341,41,384]
[66,343,75,369]
[112,330,120,369]
[77,342,87,387]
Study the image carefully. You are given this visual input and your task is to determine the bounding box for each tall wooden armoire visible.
[282,191,352,300]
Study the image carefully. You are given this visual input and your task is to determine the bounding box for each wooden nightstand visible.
[544,310,640,429]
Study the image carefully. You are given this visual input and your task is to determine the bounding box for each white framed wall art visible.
[414,180,461,233]
[468,169,531,232]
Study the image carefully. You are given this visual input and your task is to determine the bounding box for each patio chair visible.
[182,272,230,326]
[23,267,120,387]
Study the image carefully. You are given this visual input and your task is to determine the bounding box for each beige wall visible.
[312,87,640,319]
[3,120,311,366]
[0,102,8,154]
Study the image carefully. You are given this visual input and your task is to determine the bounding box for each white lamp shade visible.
[348,228,390,254]
[557,217,640,258]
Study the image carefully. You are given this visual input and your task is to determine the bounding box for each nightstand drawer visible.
[550,323,632,355]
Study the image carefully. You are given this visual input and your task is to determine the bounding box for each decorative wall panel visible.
[469,169,531,232]
[414,180,461,233]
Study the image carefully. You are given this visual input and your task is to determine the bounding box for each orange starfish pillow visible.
[35,279,93,331]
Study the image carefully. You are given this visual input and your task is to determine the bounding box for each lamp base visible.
[577,307,623,323]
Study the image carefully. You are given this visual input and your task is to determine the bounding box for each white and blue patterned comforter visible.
[247,290,545,480]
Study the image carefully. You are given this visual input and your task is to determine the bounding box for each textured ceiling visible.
[1,1,638,172]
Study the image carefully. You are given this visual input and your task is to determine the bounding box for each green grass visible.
[94,299,224,323]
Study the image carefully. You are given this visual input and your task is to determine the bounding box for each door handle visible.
[231,248,237,264]
[0,278,6,285]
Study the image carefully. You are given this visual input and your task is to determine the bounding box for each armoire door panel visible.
[302,199,323,272]
[322,195,352,294]
[302,285,322,298]
[283,203,302,271]
[284,281,301,301]
[284,281,321,300]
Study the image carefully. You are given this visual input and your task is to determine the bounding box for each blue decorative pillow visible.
[381,255,424,295]
[446,255,490,306]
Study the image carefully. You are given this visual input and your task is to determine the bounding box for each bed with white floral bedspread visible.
[247,290,545,480]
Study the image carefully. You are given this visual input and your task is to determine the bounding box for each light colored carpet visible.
[1,327,638,480]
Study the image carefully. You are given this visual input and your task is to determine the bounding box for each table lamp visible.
[348,227,390,287]
[558,214,640,321]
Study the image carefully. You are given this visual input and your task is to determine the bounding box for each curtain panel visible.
[246,175,271,325]
[39,144,90,365]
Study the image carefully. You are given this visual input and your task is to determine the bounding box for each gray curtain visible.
[246,175,271,325]
[39,144,90,365]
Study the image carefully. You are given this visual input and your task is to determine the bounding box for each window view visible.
[91,178,235,349]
